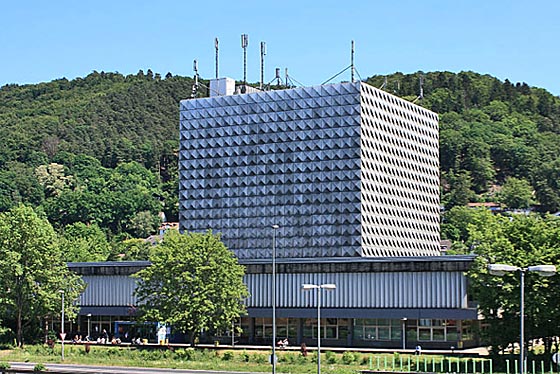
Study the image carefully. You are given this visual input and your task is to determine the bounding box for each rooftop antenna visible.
[260,41,266,90]
[413,72,424,103]
[275,68,281,86]
[215,37,219,79]
[351,40,355,83]
[241,34,249,92]
[380,76,387,90]
[191,59,199,98]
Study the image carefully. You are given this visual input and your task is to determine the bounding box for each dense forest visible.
[1,69,559,260]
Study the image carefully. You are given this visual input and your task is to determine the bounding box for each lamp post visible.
[59,290,65,361]
[488,264,556,374]
[302,283,336,374]
[271,224,279,374]
[401,317,407,350]
[87,313,92,341]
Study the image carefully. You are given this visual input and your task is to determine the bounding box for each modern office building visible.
[174,80,477,348]
[63,80,478,349]
[179,81,440,259]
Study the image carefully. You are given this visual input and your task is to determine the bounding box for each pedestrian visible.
[415,344,422,355]
[301,343,308,357]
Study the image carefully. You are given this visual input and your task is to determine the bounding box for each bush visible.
[360,354,371,365]
[0,362,11,370]
[239,350,250,362]
[325,350,337,364]
[33,363,46,372]
[222,351,234,361]
[280,352,300,364]
[0,327,15,348]
[342,350,356,365]
[174,348,195,361]
[251,353,267,364]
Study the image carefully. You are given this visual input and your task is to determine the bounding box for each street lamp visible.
[59,290,65,361]
[302,283,336,374]
[87,313,92,341]
[401,317,407,350]
[271,224,279,374]
[488,264,556,374]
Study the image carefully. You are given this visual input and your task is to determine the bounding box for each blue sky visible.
[1,0,559,95]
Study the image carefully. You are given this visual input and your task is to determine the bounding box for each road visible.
[7,362,265,374]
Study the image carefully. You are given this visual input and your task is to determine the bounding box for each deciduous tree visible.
[0,205,85,346]
[134,230,248,345]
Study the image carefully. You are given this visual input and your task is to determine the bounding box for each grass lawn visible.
[0,344,377,373]
[0,344,496,373]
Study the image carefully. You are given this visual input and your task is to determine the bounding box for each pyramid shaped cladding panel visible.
[359,83,440,257]
[179,81,440,259]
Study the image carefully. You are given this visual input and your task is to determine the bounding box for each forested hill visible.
[1,70,559,241]
[365,72,560,212]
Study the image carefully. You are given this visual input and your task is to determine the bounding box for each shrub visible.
[240,350,250,362]
[325,350,337,364]
[0,362,11,370]
[360,354,371,365]
[33,363,46,372]
[251,353,267,364]
[0,327,15,348]
[342,350,356,365]
[222,351,234,361]
[175,348,195,361]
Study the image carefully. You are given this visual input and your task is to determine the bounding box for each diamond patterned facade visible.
[179,82,440,259]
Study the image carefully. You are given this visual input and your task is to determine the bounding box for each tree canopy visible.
[0,205,85,346]
[442,207,560,354]
[133,230,248,345]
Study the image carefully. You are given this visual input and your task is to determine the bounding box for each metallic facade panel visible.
[78,275,138,307]
[244,271,467,309]
[74,265,468,315]
[179,82,439,259]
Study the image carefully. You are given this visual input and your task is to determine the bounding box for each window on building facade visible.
[353,319,402,341]
[417,319,460,342]
[303,318,342,339]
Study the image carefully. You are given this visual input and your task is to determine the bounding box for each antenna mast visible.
[241,34,249,91]
[275,68,281,86]
[260,41,266,90]
[215,37,219,79]
[351,40,355,83]
[191,59,199,98]
[413,72,424,103]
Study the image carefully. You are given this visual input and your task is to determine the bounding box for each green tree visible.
[499,177,534,209]
[134,230,248,345]
[108,238,153,261]
[60,222,111,262]
[442,170,476,210]
[466,212,560,355]
[0,205,85,346]
[127,210,160,238]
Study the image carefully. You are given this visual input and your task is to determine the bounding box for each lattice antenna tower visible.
[260,41,266,90]
[215,38,219,79]
[241,34,249,92]
[191,59,199,98]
